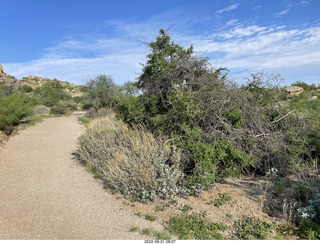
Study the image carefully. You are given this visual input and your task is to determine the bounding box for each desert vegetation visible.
[1,28,319,240]
[76,29,320,240]
[0,77,83,138]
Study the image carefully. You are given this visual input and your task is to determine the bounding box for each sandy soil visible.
[0,112,163,240]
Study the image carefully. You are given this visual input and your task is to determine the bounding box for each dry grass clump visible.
[33,105,50,115]
[77,114,182,201]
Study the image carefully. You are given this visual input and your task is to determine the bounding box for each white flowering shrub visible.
[297,187,320,221]
[77,115,183,201]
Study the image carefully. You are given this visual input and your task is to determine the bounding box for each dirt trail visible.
[0,112,163,240]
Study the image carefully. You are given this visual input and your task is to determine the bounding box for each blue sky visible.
[1,0,320,86]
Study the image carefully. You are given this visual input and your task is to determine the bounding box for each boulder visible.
[285,86,304,96]
[0,64,3,73]
[308,96,318,101]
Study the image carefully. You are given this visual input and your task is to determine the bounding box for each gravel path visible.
[0,112,163,240]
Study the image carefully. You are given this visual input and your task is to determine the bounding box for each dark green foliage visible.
[0,93,35,135]
[235,218,273,240]
[50,102,77,115]
[299,221,320,240]
[166,214,227,240]
[73,96,85,104]
[0,84,15,96]
[85,74,117,109]
[137,29,194,112]
[115,94,158,127]
[34,81,71,107]
[288,89,320,159]
[113,29,314,197]
[273,181,287,197]
[18,85,34,93]
[224,109,243,128]
[81,102,93,110]
[101,29,319,203]
[183,139,254,192]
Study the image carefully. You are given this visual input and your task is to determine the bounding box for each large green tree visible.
[137,29,211,112]
[85,74,117,109]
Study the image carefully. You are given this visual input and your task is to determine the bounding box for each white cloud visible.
[5,53,145,85]
[192,25,320,84]
[225,19,239,27]
[3,8,320,86]
[275,5,292,17]
[300,0,312,6]
[215,4,239,14]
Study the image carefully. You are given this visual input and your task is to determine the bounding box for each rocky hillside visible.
[0,64,83,96]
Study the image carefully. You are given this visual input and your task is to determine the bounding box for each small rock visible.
[308,96,318,101]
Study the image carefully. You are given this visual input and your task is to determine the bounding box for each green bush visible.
[18,85,34,93]
[115,94,158,127]
[34,82,71,107]
[50,102,77,115]
[273,181,287,197]
[224,109,244,128]
[113,29,311,193]
[0,93,35,135]
[299,221,320,240]
[235,217,273,240]
[85,74,117,109]
[183,139,255,193]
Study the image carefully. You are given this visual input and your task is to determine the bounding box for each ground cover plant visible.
[166,214,227,240]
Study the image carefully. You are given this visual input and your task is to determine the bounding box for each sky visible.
[1,0,320,86]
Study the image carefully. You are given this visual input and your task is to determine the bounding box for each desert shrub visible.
[273,180,287,197]
[235,217,273,240]
[113,29,312,194]
[73,96,85,104]
[295,181,320,240]
[81,101,93,110]
[50,101,77,115]
[18,85,34,93]
[0,84,15,96]
[299,221,320,240]
[0,93,35,135]
[115,94,158,127]
[297,185,320,221]
[77,115,183,201]
[84,107,114,119]
[184,140,254,194]
[34,82,71,107]
[288,90,320,159]
[182,139,254,194]
[291,81,317,92]
[85,74,118,109]
[33,105,50,115]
